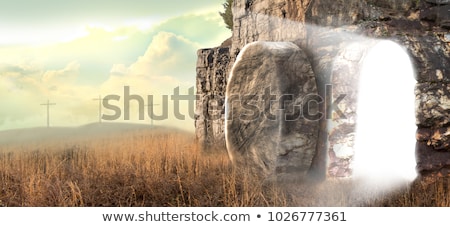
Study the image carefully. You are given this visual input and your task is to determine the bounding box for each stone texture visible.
[327,41,372,177]
[396,35,449,83]
[231,0,373,61]
[425,0,450,5]
[225,41,318,181]
[231,0,309,62]
[367,0,419,11]
[415,82,450,128]
[306,0,367,26]
[420,5,450,28]
[416,141,450,176]
[195,47,230,152]
[417,127,450,151]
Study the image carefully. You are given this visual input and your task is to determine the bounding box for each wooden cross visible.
[93,95,106,123]
[40,100,56,128]
[146,101,160,127]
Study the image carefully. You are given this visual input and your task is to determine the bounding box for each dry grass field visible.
[0,127,287,207]
[0,126,449,207]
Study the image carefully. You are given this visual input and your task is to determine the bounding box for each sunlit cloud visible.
[0,0,226,45]
[128,31,200,81]
[42,61,80,86]
[0,8,231,132]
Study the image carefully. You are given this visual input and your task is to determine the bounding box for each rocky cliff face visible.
[196,0,450,180]
[195,47,230,151]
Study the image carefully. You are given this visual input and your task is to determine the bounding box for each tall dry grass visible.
[0,128,449,207]
[0,128,287,207]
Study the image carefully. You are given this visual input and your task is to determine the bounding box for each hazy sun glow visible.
[0,26,91,46]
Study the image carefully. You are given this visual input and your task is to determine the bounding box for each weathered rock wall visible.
[231,0,310,59]
[195,0,450,179]
[195,47,230,152]
[413,34,450,176]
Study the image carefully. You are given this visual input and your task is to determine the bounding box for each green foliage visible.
[220,0,234,30]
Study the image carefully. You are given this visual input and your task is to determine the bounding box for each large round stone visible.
[225,41,319,182]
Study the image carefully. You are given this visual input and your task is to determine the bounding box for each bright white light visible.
[353,40,417,189]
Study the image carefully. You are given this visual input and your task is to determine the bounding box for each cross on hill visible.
[40,100,56,128]
[146,101,160,127]
[93,95,108,123]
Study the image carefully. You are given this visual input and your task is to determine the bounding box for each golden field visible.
[0,127,286,207]
[0,126,449,207]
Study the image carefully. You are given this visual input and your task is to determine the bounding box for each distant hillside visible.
[0,122,190,145]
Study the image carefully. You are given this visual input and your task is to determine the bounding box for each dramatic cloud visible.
[150,12,231,47]
[0,0,226,45]
[42,61,80,86]
[0,4,231,131]
[127,31,200,80]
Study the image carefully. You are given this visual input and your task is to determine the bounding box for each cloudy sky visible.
[0,0,231,132]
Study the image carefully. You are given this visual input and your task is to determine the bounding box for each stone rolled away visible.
[225,41,319,182]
